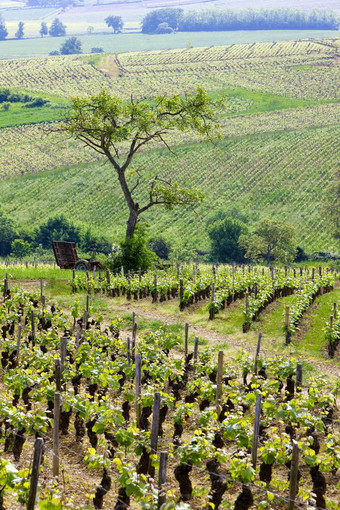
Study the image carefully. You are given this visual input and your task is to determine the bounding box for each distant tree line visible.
[142,8,339,33]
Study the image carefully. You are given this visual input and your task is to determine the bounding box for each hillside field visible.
[0,38,339,254]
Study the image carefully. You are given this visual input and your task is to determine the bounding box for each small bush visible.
[91,47,104,53]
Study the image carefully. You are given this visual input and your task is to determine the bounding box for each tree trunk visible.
[126,205,139,239]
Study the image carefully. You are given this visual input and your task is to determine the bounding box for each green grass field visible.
[0,30,338,59]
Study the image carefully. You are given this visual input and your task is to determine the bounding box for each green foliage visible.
[40,22,48,37]
[15,22,24,40]
[0,15,8,41]
[60,37,82,55]
[0,210,18,256]
[109,226,157,272]
[142,8,183,33]
[208,216,248,263]
[49,18,66,37]
[105,16,123,33]
[11,239,32,258]
[34,214,82,249]
[239,218,297,265]
[149,237,171,260]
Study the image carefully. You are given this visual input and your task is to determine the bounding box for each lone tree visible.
[15,21,24,39]
[60,37,82,55]
[60,88,223,240]
[40,21,48,37]
[105,15,123,33]
[0,15,8,40]
[239,218,297,265]
[49,18,66,37]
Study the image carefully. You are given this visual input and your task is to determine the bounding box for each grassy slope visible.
[0,124,338,252]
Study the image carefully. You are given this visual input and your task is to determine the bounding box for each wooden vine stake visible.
[209,282,215,320]
[158,451,168,509]
[27,437,44,510]
[55,358,62,393]
[251,393,261,469]
[92,265,96,279]
[149,392,161,476]
[126,337,131,367]
[30,310,35,343]
[254,333,262,375]
[60,337,67,373]
[215,351,224,415]
[285,306,290,345]
[40,279,43,300]
[334,303,337,319]
[132,313,137,354]
[86,295,90,312]
[3,273,8,299]
[287,440,299,510]
[16,324,22,364]
[135,354,142,428]
[53,391,61,478]
[296,363,302,393]
[184,323,189,358]
[193,337,199,362]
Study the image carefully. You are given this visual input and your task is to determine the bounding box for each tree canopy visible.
[105,15,123,33]
[15,21,24,39]
[208,216,248,263]
[49,18,66,37]
[0,15,8,41]
[60,37,82,55]
[60,88,223,240]
[142,8,183,33]
[239,218,297,265]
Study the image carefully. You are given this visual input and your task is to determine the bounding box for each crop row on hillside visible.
[0,102,338,179]
[1,284,340,509]
[0,124,338,252]
[0,39,338,101]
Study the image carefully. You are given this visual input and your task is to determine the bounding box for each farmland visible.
[0,263,339,509]
[0,31,339,509]
[0,38,339,252]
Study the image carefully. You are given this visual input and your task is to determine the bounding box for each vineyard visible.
[0,264,339,509]
[0,122,338,252]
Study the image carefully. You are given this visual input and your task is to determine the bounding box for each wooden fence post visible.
[53,392,61,478]
[27,438,44,510]
[158,451,168,509]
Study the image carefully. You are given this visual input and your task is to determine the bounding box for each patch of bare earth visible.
[97,55,123,78]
